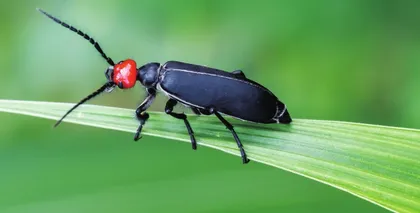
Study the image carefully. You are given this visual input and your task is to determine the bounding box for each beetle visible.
[37,8,292,164]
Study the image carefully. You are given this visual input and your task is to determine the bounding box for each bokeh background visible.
[1,0,419,212]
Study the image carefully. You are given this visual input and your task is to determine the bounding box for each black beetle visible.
[37,8,292,164]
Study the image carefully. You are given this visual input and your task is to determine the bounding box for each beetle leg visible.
[134,89,156,141]
[232,70,246,79]
[165,99,197,150]
[191,107,201,115]
[198,108,212,115]
[212,110,250,164]
[134,112,149,141]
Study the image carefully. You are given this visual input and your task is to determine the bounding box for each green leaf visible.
[0,99,419,213]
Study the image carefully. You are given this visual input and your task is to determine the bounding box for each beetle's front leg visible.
[134,89,156,141]
[165,99,197,150]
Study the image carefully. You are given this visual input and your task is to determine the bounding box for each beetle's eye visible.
[113,59,137,89]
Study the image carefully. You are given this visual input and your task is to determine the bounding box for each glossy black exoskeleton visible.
[37,8,292,164]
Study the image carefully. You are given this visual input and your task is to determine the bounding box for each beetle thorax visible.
[137,62,160,88]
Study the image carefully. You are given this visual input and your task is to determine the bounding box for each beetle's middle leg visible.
[190,107,201,115]
[165,99,197,150]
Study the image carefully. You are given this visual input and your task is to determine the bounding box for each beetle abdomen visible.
[159,65,290,123]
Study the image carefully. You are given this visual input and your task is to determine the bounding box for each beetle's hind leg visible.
[165,99,197,150]
[232,70,246,79]
[211,109,250,164]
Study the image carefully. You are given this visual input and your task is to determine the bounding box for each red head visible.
[111,59,137,89]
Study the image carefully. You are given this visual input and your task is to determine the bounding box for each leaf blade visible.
[0,99,419,213]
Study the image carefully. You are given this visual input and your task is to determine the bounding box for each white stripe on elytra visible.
[166,68,272,93]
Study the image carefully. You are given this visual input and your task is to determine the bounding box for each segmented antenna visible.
[36,8,115,66]
[54,82,115,127]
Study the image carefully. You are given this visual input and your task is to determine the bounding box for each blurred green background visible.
[1,0,419,212]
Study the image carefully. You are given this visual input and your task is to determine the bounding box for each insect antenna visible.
[54,82,115,127]
[36,8,115,66]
